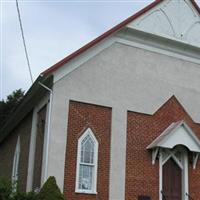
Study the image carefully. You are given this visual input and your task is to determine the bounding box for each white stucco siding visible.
[128,0,200,47]
[47,42,200,199]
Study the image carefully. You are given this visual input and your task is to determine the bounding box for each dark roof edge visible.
[191,0,200,14]
[0,75,53,143]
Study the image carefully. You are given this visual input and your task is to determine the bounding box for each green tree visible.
[0,89,25,128]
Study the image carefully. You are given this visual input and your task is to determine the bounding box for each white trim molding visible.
[12,135,21,189]
[116,28,200,65]
[26,95,49,192]
[75,128,98,194]
[152,147,159,165]
[193,153,199,169]
[147,121,200,153]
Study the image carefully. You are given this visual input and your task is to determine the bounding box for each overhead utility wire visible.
[16,0,33,83]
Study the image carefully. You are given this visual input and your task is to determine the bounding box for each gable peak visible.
[127,0,200,47]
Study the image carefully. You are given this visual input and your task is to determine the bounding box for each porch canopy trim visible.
[147,120,200,153]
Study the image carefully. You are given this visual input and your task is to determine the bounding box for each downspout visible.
[38,81,53,183]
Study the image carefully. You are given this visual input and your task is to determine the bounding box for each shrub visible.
[0,176,64,200]
[37,177,64,200]
[0,177,12,200]
[0,177,38,200]
[13,192,38,200]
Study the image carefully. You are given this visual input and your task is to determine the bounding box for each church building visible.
[0,0,200,200]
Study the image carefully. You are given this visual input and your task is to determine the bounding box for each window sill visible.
[75,190,97,195]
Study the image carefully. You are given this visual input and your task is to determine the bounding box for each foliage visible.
[37,176,64,200]
[0,176,64,200]
[0,177,13,200]
[0,89,25,128]
[13,192,38,200]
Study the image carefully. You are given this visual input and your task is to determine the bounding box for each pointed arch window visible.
[75,128,98,194]
[12,136,20,186]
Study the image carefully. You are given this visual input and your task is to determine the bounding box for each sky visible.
[1,0,200,100]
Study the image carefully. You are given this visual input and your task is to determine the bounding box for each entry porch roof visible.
[147,120,200,153]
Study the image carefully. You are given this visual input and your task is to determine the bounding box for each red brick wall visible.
[126,96,200,200]
[63,101,112,200]
[0,111,33,192]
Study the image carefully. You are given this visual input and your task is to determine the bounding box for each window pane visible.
[78,165,93,190]
[81,135,94,164]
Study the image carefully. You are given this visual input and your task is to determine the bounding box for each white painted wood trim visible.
[152,147,159,165]
[26,95,49,191]
[52,26,200,87]
[164,149,183,169]
[183,151,189,200]
[12,135,21,186]
[41,99,51,186]
[26,108,37,192]
[117,38,200,65]
[148,121,200,153]
[159,150,163,200]
[193,153,199,169]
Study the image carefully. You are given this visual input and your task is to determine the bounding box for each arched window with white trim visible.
[75,128,98,194]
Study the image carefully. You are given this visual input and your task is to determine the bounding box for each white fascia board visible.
[53,27,200,84]
[157,122,183,147]
[152,147,159,165]
[116,28,200,65]
[148,121,200,153]
[159,124,200,152]
[26,94,50,192]
[182,122,200,151]
[53,37,117,83]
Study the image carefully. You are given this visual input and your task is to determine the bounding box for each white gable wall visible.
[47,41,200,199]
[128,0,200,47]
[43,0,200,198]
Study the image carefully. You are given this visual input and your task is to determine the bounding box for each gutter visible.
[38,81,53,183]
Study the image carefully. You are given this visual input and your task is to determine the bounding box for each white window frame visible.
[75,128,98,194]
[12,136,21,187]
